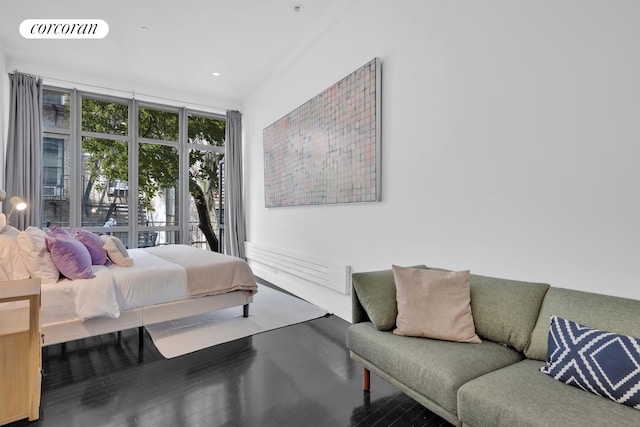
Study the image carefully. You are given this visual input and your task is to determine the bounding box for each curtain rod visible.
[11,70,230,114]
[12,69,40,79]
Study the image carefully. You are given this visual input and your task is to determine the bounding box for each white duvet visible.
[56,265,120,321]
[46,249,189,322]
[110,250,187,311]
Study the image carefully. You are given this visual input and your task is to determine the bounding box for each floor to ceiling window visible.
[187,113,225,251]
[136,105,180,247]
[80,96,131,245]
[42,89,71,228]
[41,87,226,250]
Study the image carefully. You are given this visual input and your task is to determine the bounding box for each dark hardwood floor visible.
[9,314,450,427]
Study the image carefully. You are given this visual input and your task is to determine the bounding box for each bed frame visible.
[42,290,252,346]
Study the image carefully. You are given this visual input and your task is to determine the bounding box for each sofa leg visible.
[363,367,370,391]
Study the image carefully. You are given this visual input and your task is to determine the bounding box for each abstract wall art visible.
[263,58,381,208]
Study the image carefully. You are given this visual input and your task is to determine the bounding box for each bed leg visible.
[363,367,370,391]
[243,303,249,318]
[117,331,122,342]
[139,326,144,349]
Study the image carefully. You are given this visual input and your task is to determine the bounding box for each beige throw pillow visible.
[100,235,134,267]
[392,265,481,343]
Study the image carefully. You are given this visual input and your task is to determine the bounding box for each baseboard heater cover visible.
[245,242,351,295]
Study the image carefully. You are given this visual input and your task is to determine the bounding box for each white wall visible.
[244,0,640,319]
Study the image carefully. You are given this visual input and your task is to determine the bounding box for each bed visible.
[41,245,258,346]
[0,222,258,347]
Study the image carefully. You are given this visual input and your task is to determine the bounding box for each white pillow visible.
[0,213,6,232]
[1,223,19,237]
[0,225,31,281]
[17,226,60,284]
[100,235,134,267]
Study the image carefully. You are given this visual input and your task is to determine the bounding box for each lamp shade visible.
[10,196,27,211]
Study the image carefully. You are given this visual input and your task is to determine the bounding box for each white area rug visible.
[145,286,328,358]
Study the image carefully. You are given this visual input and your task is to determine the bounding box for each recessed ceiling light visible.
[293,4,304,12]
[212,72,221,77]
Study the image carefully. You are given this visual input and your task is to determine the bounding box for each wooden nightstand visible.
[0,278,41,424]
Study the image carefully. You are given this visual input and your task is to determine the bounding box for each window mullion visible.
[130,99,139,248]
[70,89,81,228]
[180,107,189,244]
[79,131,129,142]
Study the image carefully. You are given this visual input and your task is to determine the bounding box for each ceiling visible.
[0,0,345,107]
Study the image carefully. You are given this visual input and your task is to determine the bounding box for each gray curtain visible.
[223,110,246,259]
[4,72,43,229]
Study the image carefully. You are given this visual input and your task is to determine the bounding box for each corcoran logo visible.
[19,19,109,39]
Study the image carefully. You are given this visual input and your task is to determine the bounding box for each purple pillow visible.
[48,226,72,238]
[72,228,108,265]
[45,235,95,280]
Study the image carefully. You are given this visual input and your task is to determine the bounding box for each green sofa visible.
[346,267,640,426]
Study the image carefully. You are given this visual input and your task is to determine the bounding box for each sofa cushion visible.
[352,265,427,330]
[346,322,523,416]
[392,266,481,343]
[525,287,640,361]
[541,316,640,409]
[458,359,640,427]
[469,273,549,352]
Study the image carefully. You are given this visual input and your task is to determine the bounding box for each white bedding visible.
[110,249,188,310]
[57,265,120,321]
[41,248,227,324]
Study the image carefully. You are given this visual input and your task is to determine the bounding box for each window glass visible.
[187,114,225,146]
[139,107,179,141]
[41,88,71,228]
[82,98,129,136]
[139,230,179,247]
[138,143,179,227]
[42,136,70,227]
[186,114,225,250]
[188,148,224,250]
[43,137,65,195]
[81,137,129,227]
[43,90,70,129]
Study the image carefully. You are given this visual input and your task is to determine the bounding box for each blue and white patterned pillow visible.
[540,315,640,410]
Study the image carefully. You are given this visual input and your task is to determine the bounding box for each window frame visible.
[135,100,183,246]
[41,85,227,248]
